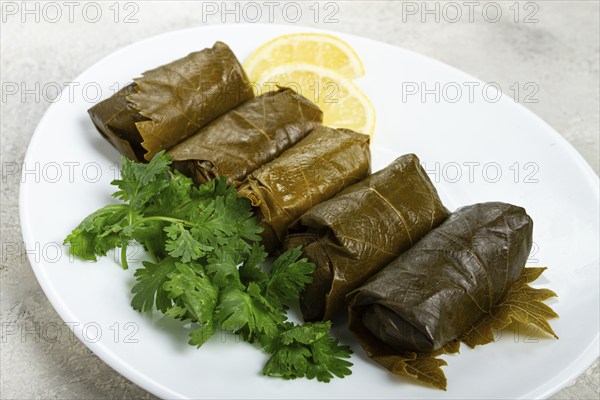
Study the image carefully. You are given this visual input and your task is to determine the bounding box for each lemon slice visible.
[244,33,365,81]
[255,64,375,137]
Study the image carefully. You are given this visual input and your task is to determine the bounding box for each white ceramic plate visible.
[20,24,599,399]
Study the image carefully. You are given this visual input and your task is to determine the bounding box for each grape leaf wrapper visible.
[285,154,450,322]
[238,126,371,252]
[348,203,558,390]
[169,88,322,186]
[348,307,459,390]
[89,42,254,161]
[460,267,558,347]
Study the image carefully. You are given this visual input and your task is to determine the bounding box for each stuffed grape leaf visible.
[168,88,323,186]
[238,126,371,252]
[348,202,558,389]
[88,83,148,161]
[286,154,450,321]
[88,42,254,161]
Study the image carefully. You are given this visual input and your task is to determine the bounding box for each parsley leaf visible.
[63,204,129,260]
[263,248,315,311]
[239,243,268,286]
[263,322,353,382]
[215,283,283,342]
[164,223,212,262]
[131,258,176,313]
[111,150,171,210]
[64,152,353,382]
[163,262,218,323]
[205,253,243,289]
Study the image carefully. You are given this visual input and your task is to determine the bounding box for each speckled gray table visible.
[1,1,598,399]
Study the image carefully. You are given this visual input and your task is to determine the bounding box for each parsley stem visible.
[132,216,192,227]
[121,245,129,270]
[102,204,129,210]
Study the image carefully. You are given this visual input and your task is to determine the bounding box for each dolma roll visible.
[88,83,147,160]
[168,88,323,185]
[238,126,371,252]
[89,41,254,161]
[286,154,449,321]
[348,202,533,354]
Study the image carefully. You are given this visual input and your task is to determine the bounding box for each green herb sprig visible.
[64,152,352,382]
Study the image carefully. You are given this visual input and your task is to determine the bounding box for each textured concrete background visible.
[1,1,598,399]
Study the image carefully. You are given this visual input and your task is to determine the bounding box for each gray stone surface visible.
[1,1,598,399]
